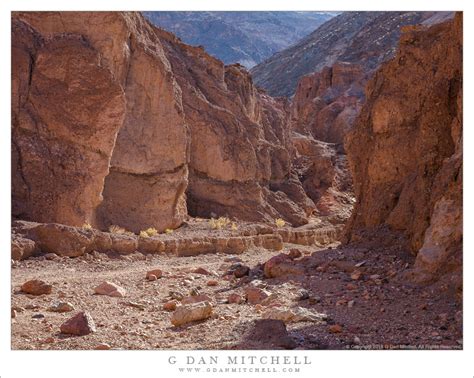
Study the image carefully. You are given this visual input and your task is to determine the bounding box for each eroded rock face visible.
[12,12,189,233]
[11,17,126,227]
[345,15,462,281]
[288,63,361,225]
[157,29,315,225]
[291,62,365,144]
[12,12,317,231]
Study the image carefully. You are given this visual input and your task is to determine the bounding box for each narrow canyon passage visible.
[10,11,462,350]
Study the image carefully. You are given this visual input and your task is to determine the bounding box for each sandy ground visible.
[11,239,462,350]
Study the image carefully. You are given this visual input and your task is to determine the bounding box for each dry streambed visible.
[11,238,462,350]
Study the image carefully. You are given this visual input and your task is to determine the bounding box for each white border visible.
[1,1,471,378]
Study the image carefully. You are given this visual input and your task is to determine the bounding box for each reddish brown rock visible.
[235,319,296,349]
[227,293,244,304]
[158,29,314,226]
[21,279,52,295]
[60,311,96,336]
[163,300,178,311]
[329,324,343,334]
[344,14,462,283]
[146,269,163,280]
[26,223,94,257]
[291,62,365,144]
[245,287,270,305]
[11,17,126,227]
[12,12,188,233]
[11,236,36,261]
[263,253,305,278]
[94,281,127,298]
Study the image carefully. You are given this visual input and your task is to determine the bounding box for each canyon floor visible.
[11,221,462,350]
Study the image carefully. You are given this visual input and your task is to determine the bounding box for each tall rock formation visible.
[11,18,126,227]
[12,12,316,231]
[12,12,189,232]
[156,28,315,225]
[344,14,462,282]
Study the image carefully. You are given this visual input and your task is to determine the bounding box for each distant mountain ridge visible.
[251,11,454,97]
[143,11,337,68]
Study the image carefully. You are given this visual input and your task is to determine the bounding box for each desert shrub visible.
[275,218,286,228]
[82,222,92,230]
[209,217,231,230]
[231,222,238,231]
[165,228,174,234]
[140,227,158,237]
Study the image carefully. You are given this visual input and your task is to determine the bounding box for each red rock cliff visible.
[12,12,316,231]
[344,14,462,281]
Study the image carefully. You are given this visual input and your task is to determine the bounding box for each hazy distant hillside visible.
[143,11,337,68]
[251,11,453,97]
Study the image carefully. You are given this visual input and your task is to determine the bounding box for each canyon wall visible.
[344,14,462,281]
[12,12,189,232]
[12,12,316,231]
[152,27,315,225]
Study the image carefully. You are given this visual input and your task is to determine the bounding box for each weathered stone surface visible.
[12,17,125,227]
[12,12,188,233]
[245,287,270,305]
[146,269,163,280]
[158,28,314,226]
[291,62,365,144]
[345,15,462,282]
[94,281,127,298]
[227,293,244,304]
[21,279,52,295]
[171,301,213,326]
[60,311,96,336]
[11,236,36,261]
[26,223,94,257]
[263,253,305,278]
[262,306,328,323]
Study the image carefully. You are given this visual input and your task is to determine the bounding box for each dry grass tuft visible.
[275,218,286,228]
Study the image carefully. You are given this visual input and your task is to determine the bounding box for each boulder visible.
[11,236,36,260]
[60,311,96,336]
[263,253,305,278]
[146,269,163,280]
[245,287,270,305]
[21,279,52,295]
[235,319,296,349]
[94,281,127,298]
[171,301,213,326]
[26,223,94,257]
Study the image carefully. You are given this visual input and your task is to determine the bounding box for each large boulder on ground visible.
[26,223,94,257]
